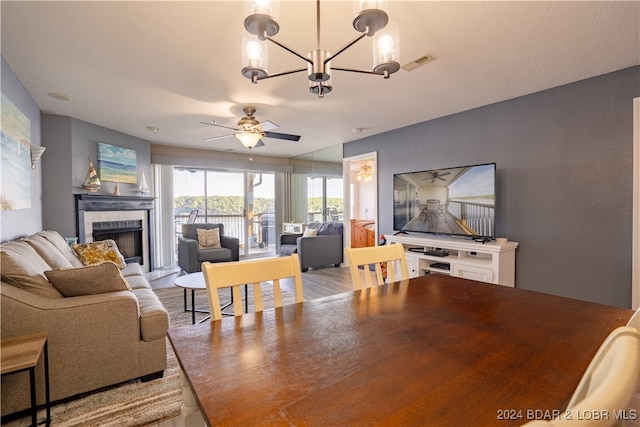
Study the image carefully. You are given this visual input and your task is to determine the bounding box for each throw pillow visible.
[45,262,132,297]
[73,240,127,269]
[24,234,75,269]
[302,228,319,237]
[37,230,84,267]
[197,228,222,249]
[0,240,63,298]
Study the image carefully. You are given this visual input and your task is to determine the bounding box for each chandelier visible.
[241,0,400,98]
[356,163,374,182]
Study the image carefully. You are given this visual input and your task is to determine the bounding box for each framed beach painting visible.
[1,93,32,211]
[97,142,137,183]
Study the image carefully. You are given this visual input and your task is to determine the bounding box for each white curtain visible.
[153,164,176,268]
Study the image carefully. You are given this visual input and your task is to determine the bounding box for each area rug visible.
[24,284,294,426]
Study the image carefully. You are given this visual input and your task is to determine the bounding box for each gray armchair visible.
[178,223,240,273]
[280,222,343,272]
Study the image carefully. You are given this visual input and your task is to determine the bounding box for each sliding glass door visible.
[246,172,275,257]
[307,176,343,223]
[174,168,275,258]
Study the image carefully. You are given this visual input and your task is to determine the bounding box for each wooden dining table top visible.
[168,274,633,427]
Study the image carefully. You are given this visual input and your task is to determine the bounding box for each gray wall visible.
[41,115,151,238]
[0,56,43,242]
[345,66,639,308]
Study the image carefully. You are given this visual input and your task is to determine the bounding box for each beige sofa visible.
[0,230,169,417]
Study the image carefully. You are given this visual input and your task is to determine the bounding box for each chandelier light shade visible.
[241,0,400,97]
[242,32,268,81]
[244,0,279,37]
[373,22,400,76]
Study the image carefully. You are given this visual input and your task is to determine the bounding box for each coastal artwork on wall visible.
[97,142,137,184]
[1,93,31,211]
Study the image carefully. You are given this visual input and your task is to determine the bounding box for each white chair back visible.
[626,307,640,330]
[344,243,409,290]
[520,326,640,427]
[201,254,304,320]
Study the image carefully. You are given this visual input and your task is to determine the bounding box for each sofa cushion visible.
[0,241,63,298]
[197,228,221,249]
[73,240,127,269]
[44,262,132,297]
[318,223,336,235]
[134,288,170,341]
[121,263,144,278]
[37,230,84,267]
[305,222,342,235]
[24,234,74,269]
[124,274,151,290]
[198,247,232,262]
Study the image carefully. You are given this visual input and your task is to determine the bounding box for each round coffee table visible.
[174,272,247,324]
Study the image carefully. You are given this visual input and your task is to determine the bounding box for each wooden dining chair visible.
[521,326,640,427]
[344,243,410,290]
[201,254,304,321]
[626,306,640,330]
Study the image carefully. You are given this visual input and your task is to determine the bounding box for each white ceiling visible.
[2,1,638,159]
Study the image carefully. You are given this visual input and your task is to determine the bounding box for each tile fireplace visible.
[75,194,155,272]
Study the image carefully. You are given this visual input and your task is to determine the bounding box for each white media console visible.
[385,234,519,287]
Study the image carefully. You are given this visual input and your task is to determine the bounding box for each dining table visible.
[168,273,634,426]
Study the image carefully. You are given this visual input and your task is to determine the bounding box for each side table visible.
[1,332,51,426]
[175,272,248,324]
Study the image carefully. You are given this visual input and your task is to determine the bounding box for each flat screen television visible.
[393,163,496,239]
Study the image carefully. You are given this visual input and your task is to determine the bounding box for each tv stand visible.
[385,234,518,287]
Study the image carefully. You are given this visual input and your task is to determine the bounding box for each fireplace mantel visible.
[75,194,156,271]
[75,194,155,211]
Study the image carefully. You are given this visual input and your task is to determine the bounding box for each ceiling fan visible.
[200,107,301,150]
[423,171,451,183]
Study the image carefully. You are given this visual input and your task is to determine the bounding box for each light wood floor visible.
[149,264,354,301]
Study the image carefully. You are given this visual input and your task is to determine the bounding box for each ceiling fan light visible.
[235,131,263,149]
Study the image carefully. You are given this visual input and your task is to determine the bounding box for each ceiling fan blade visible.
[203,134,234,141]
[438,177,446,181]
[439,172,451,176]
[261,120,279,132]
[200,121,239,132]
[255,140,265,148]
[263,131,301,141]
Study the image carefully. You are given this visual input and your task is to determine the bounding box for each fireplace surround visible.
[75,194,155,272]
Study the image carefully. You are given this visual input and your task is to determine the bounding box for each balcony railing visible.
[306,210,344,223]
[174,212,276,250]
[175,210,344,250]
[448,201,494,237]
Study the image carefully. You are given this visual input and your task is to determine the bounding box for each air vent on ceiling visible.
[402,54,436,72]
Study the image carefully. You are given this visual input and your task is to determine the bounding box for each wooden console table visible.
[1,332,51,426]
